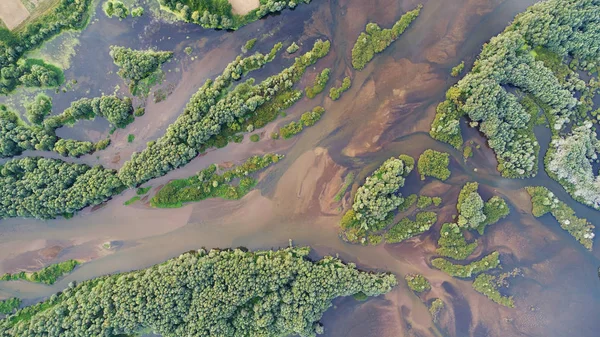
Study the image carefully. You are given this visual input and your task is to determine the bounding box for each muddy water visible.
[2,1,600,337]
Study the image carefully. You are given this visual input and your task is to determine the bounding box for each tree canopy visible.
[0,247,396,337]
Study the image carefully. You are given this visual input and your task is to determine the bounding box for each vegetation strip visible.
[0,246,396,336]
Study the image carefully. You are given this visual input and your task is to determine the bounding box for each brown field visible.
[0,0,30,30]
[230,0,259,15]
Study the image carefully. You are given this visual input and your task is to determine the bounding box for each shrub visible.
[436,223,477,260]
[286,42,300,54]
[250,134,260,142]
[305,68,330,99]
[351,5,422,70]
[431,251,500,278]
[450,61,465,77]
[405,274,431,293]
[418,149,451,181]
[329,76,351,100]
[128,134,135,143]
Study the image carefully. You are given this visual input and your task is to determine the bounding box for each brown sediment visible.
[230,0,259,15]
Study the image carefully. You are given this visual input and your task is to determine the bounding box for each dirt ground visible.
[0,0,30,30]
[230,0,259,15]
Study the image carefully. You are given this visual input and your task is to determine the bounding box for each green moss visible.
[405,274,431,293]
[431,251,500,278]
[123,196,141,206]
[1,260,79,285]
[418,149,451,181]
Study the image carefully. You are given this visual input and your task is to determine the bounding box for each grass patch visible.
[334,172,355,202]
[124,196,141,205]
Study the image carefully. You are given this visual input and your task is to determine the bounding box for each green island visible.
[405,274,431,293]
[103,0,130,19]
[305,68,330,99]
[0,246,396,337]
[428,298,444,322]
[351,5,422,70]
[417,149,451,181]
[0,38,329,220]
[278,106,325,139]
[0,298,21,315]
[158,0,315,30]
[151,153,283,208]
[472,269,520,308]
[457,182,509,235]
[329,76,351,100]
[385,211,437,244]
[340,155,414,243]
[286,42,300,54]
[109,46,173,94]
[428,0,600,215]
[0,260,79,285]
[526,186,595,249]
[431,251,500,278]
[436,222,477,260]
[1,94,134,158]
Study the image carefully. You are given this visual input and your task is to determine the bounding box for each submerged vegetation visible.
[351,5,422,70]
[0,260,79,285]
[526,186,595,249]
[151,154,283,208]
[0,246,396,337]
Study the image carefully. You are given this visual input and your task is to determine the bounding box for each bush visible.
[417,195,433,209]
[286,42,300,54]
[104,0,129,19]
[385,211,437,243]
[305,68,330,99]
[351,5,422,70]
[242,38,257,53]
[131,7,145,17]
[472,272,515,307]
[347,156,413,231]
[0,247,397,337]
[329,76,351,100]
[431,251,500,278]
[151,154,283,208]
[418,149,451,181]
[526,186,595,250]
[0,298,21,314]
[250,134,260,142]
[128,134,135,143]
[25,94,52,125]
[436,223,477,260]
[450,61,465,77]
[110,46,173,86]
[405,274,431,293]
